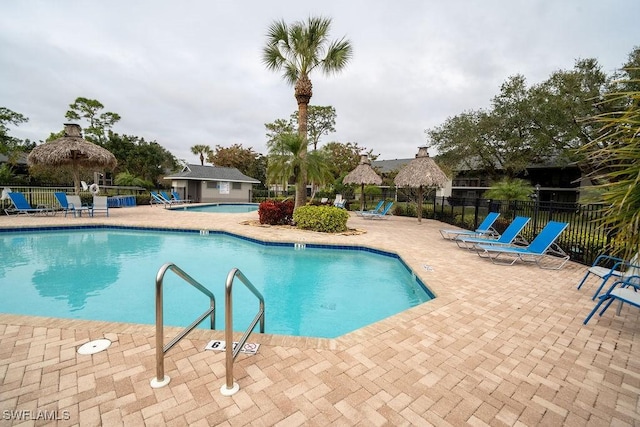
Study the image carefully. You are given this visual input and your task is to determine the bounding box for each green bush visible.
[393,203,416,217]
[293,205,349,233]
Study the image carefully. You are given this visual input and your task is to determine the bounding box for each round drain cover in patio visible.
[77,339,111,355]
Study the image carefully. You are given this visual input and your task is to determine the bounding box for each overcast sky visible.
[1,1,638,164]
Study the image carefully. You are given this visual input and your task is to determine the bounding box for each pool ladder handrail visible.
[151,262,216,388]
[221,267,265,396]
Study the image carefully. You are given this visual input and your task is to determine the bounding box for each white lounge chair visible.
[68,195,93,217]
[92,196,109,217]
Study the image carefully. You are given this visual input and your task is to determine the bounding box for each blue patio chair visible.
[475,221,570,269]
[6,192,54,216]
[583,275,640,325]
[577,252,640,300]
[150,191,177,208]
[440,212,501,240]
[361,201,394,219]
[355,200,385,216]
[160,191,181,204]
[171,191,192,203]
[456,216,530,250]
[54,192,75,217]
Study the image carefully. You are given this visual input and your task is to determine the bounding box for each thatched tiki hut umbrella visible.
[394,146,448,223]
[343,154,383,211]
[27,123,117,195]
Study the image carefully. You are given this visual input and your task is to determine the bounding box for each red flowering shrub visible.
[258,199,294,225]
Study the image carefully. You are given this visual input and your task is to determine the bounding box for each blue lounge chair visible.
[54,192,75,217]
[577,253,639,300]
[475,221,570,269]
[456,216,530,249]
[583,275,640,325]
[440,212,501,240]
[171,191,192,203]
[54,192,92,218]
[150,191,177,208]
[6,192,54,216]
[355,200,385,216]
[361,201,393,219]
[160,191,181,204]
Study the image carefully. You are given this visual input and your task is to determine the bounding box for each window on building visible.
[232,182,242,190]
[206,181,217,189]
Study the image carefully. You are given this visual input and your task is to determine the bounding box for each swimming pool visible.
[0,227,433,338]
[173,203,259,213]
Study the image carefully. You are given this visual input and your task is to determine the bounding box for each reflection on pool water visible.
[173,203,259,213]
[0,227,433,338]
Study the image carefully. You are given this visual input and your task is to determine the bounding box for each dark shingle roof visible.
[371,158,412,173]
[164,164,260,184]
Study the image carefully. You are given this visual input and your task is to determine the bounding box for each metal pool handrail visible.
[221,268,265,396]
[150,262,216,388]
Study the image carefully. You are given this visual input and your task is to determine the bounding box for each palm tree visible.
[267,133,332,199]
[190,144,211,166]
[484,178,534,201]
[263,16,352,207]
[582,73,640,260]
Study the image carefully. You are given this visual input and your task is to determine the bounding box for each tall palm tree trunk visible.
[294,76,312,208]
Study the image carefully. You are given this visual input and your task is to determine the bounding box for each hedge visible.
[293,205,349,233]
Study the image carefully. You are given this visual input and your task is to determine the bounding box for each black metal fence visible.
[409,196,610,266]
[251,191,612,266]
[3,185,607,267]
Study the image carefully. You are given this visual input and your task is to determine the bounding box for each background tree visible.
[0,107,29,155]
[114,171,153,188]
[289,106,336,150]
[127,139,177,185]
[266,105,337,151]
[0,107,32,182]
[321,141,376,180]
[428,110,500,178]
[104,133,177,186]
[207,143,266,184]
[265,118,295,148]
[263,16,352,207]
[427,54,623,179]
[528,58,609,172]
[65,97,121,145]
[190,144,211,165]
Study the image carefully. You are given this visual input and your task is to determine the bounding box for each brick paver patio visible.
[0,205,638,426]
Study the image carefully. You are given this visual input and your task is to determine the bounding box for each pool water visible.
[0,227,433,338]
[175,203,258,213]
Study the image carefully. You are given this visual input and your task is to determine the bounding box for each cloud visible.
[1,0,638,164]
